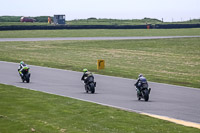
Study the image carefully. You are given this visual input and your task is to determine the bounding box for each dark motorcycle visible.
[84,76,96,93]
[135,83,151,101]
[19,67,31,83]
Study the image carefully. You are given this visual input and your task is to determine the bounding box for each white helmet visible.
[138,74,143,78]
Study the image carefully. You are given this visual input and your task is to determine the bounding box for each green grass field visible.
[0,38,199,88]
[0,28,200,38]
[0,84,199,133]
[0,28,200,132]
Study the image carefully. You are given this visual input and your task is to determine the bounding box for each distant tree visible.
[0,16,22,22]
[34,16,53,22]
[0,16,53,22]
[87,17,97,20]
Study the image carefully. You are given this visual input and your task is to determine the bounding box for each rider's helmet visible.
[20,61,24,65]
[138,74,143,78]
[83,68,88,73]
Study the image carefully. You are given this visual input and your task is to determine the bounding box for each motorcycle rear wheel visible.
[144,89,149,101]
[90,83,95,93]
[26,78,30,83]
[25,74,30,83]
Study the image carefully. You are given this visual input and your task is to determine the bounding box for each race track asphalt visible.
[0,36,200,42]
[0,61,200,124]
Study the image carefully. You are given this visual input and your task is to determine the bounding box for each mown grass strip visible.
[0,28,200,38]
[0,84,199,133]
[0,38,199,88]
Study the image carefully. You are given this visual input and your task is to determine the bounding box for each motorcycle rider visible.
[135,74,148,94]
[81,68,94,85]
[18,61,29,77]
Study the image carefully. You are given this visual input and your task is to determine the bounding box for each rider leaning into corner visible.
[18,61,29,77]
[135,74,149,93]
[81,68,94,84]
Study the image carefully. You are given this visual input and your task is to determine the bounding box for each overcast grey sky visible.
[1,0,199,22]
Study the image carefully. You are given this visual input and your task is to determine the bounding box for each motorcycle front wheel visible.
[85,85,88,93]
[137,92,141,100]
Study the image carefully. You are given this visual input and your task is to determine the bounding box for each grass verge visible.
[0,28,200,38]
[0,84,199,133]
[0,38,199,88]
